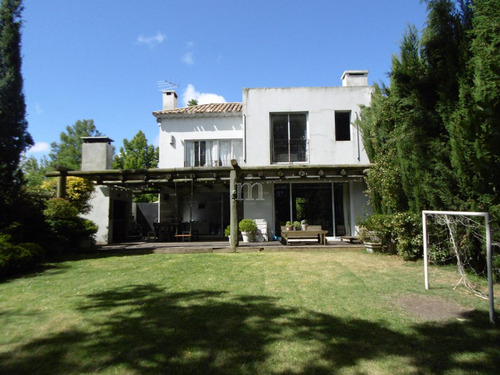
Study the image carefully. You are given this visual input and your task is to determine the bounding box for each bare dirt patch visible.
[398,294,474,321]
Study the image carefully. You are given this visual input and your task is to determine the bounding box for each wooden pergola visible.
[48,161,370,248]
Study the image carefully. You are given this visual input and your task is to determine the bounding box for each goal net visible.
[422,210,495,324]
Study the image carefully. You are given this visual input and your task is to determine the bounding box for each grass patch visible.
[0,250,498,374]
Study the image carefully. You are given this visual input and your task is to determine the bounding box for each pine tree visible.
[0,0,33,226]
[113,130,158,170]
[49,119,101,170]
[113,130,159,202]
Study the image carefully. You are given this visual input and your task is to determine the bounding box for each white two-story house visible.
[153,70,372,240]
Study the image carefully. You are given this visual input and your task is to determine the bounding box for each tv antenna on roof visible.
[157,80,179,91]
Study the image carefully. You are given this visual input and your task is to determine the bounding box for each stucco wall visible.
[83,186,110,244]
[81,142,113,171]
[158,115,243,168]
[242,183,275,238]
[242,86,372,167]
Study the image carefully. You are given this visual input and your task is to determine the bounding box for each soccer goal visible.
[422,210,495,324]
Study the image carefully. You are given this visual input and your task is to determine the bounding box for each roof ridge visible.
[154,102,242,116]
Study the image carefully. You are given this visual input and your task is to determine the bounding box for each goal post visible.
[422,210,495,324]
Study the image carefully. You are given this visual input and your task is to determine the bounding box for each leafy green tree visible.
[20,154,50,188]
[187,99,198,106]
[0,0,33,227]
[113,130,159,202]
[113,130,158,170]
[49,119,101,170]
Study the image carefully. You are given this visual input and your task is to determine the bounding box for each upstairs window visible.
[335,111,351,141]
[185,139,242,167]
[271,113,308,163]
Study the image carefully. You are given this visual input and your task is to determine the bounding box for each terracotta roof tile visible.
[154,102,242,116]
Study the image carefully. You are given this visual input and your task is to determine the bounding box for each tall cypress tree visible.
[358,0,477,215]
[449,0,500,215]
[0,0,33,226]
[471,0,500,202]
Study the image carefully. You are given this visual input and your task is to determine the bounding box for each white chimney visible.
[162,90,178,110]
[341,70,369,87]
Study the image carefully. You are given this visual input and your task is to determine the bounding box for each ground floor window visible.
[274,182,348,236]
[185,139,243,167]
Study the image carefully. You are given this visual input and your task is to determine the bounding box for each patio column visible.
[230,160,240,250]
[56,174,67,198]
[54,167,71,198]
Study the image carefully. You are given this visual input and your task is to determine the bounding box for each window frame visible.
[270,112,309,164]
[184,139,243,167]
[334,110,352,141]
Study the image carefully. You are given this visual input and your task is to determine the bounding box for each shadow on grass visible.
[0,284,498,374]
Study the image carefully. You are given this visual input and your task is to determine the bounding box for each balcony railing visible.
[271,139,309,163]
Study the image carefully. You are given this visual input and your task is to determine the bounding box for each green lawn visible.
[0,250,498,374]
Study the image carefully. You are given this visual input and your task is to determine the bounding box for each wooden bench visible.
[281,225,328,245]
[174,231,192,241]
[340,236,361,244]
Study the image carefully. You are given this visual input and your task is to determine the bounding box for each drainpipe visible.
[243,114,247,163]
[355,112,361,162]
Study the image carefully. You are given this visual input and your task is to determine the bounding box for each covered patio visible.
[48,161,370,249]
[96,238,364,255]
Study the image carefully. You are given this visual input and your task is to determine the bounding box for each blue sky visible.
[22,0,428,158]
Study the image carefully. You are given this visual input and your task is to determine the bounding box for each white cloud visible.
[26,142,50,154]
[35,102,43,115]
[136,32,166,48]
[182,84,227,106]
[182,41,195,65]
[182,51,194,65]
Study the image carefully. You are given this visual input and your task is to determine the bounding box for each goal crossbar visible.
[422,210,495,324]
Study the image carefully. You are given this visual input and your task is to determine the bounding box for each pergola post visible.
[230,160,240,250]
[54,167,72,198]
[56,174,67,198]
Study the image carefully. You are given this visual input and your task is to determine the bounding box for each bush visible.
[359,213,422,260]
[359,214,392,246]
[391,212,422,260]
[44,198,79,220]
[41,177,94,214]
[43,198,98,255]
[5,188,51,245]
[0,235,45,278]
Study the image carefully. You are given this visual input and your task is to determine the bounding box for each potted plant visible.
[224,225,231,243]
[293,221,301,231]
[300,219,308,231]
[358,226,382,253]
[239,219,257,242]
[285,221,292,231]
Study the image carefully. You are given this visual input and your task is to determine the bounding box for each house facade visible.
[153,70,373,240]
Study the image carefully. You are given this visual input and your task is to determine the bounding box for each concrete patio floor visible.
[98,239,364,255]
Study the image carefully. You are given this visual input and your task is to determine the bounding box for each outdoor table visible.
[281,229,329,245]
